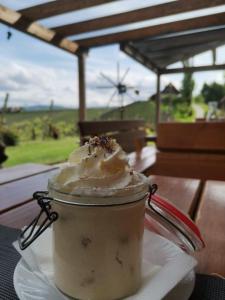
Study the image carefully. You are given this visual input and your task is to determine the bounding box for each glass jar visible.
[19,178,205,300]
[47,175,149,300]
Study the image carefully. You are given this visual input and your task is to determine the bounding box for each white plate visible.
[13,232,195,300]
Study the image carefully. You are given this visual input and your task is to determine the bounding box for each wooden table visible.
[149,175,201,217]
[194,180,225,277]
[128,146,156,174]
[0,164,58,229]
[0,167,201,227]
[1,163,225,277]
[0,163,56,185]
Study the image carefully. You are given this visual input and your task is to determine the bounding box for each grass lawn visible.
[4,136,79,167]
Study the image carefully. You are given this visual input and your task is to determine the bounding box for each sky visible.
[0,0,225,109]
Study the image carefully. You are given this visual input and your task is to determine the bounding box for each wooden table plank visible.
[0,169,58,214]
[194,180,225,276]
[149,175,202,217]
[0,200,40,229]
[0,174,202,229]
[129,146,156,174]
[0,163,57,185]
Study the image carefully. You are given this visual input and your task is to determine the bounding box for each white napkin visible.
[13,229,197,300]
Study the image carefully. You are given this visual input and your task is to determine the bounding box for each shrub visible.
[0,128,19,146]
[0,140,8,164]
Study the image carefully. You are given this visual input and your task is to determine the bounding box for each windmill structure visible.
[97,63,140,119]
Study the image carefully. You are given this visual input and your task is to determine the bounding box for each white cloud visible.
[0,43,225,110]
[0,58,78,108]
[1,0,225,111]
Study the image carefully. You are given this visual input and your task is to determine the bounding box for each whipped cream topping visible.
[50,137,149,199]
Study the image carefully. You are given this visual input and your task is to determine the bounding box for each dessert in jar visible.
[19,136,205,300]
[48,136,149,300]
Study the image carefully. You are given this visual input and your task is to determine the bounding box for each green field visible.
[2,100,189,167]
[4,136,79,167]
[0,107,123,167]
[2,104,156,167]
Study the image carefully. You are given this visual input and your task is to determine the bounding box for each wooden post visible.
[155,72,161,129]
[212,48,216,65]
[78,51,86,121]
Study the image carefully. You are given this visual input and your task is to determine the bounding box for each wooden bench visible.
[78,120,148,153]
[194,180,225,277]
[149,122,225,180]
[79,120,156,174]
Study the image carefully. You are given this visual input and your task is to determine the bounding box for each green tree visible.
[201,82,225,104]
[0,93,10,126]
[180,73,195,105]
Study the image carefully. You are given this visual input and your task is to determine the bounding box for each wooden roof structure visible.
[1,0,225,123]
[0,1,225,59]
[121,26,225,74]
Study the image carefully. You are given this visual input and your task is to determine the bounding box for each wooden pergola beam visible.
[120,44,159,73]
[19,0,117,21]
[159,64,225,74]
[74,11,225,48]
[54,0,225,37]
[0,5,78,54]
[124,27,225,69]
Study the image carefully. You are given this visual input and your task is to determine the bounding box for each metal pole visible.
[120,94,124,120]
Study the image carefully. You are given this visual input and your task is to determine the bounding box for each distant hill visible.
[23,105,69,111]
[4,108,108,125]
[100,100,155,127]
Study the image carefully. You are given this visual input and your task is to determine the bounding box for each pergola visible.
[1,0,225,125]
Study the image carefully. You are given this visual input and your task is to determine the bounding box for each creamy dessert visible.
[48,137,149,300]
[51,136,148,200]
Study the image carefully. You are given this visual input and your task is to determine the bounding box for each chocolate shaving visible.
[81,237,92,248]
[130,265,134,275]
[115,251,123,267]
[80,275,95,287]
[119,235,129,245]
[88,144,91,155]
[89,136,115,153]
[80,270,95,287]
